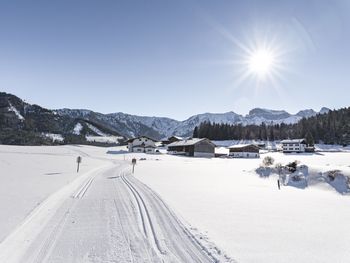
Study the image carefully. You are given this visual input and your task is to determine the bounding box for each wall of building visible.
[229,152,260,158]
[229,145,259,153]
[194,141,215,154]
[129,137,156,153]
[194,152,215,158]
[282,143,306,153]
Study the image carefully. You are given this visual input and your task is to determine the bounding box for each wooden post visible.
[131,158,137,174]
[76,156,82,173]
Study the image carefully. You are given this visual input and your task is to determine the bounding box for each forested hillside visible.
[0,92,124,145]
[193,107,350,145]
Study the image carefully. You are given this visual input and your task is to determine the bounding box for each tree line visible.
[193,107,350,145]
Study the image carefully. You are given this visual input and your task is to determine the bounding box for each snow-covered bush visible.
[326,170,341,181]
[285,160,300,173]
[255,166,273,177]
[262,156,274,167]
[324,170,350,194]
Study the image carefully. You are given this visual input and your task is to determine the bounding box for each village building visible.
[161,136,183,146]
[228,144,260,158]
[127,136,157,153]
[281,139,309,153]
[167,138,216,158]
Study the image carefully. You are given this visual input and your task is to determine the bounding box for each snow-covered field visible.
[134,151,350,263]
[0,145,227,262]
[0,145,108,242]
[1,144,350,262]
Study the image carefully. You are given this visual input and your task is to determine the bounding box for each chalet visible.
[228,144,260,158]
[167,138,216,158]
[281,139,307,153]
[127,136,157,154]
[161,136,183,146]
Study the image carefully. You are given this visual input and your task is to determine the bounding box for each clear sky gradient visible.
[1,0,349,120]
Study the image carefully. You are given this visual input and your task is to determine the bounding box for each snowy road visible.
[0,161,219,263]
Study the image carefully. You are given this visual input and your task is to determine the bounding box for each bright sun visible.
[248,49,275,76]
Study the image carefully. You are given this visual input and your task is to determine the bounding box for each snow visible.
[0,145,227,262]
[86,135,123,144]
[41,133,64,142]
[86,123,108,136]
[134,151,350,263]
[8,102,24,121]
[1,144,349,262]
[72,122,83,135]
[0,145,107,242]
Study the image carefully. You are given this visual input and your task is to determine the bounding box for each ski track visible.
[0,159,225,263]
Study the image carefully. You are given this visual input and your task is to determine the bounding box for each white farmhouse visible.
[127,136,157,153]
[281,139,307,153]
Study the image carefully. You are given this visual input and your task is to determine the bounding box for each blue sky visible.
[1,0,350,120]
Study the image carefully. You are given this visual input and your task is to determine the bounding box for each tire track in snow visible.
[113,199,135,263]
[29,200,79,263]
[124,169,235,263]
[132,176,234,263]
[121,172,166,257]
[72,177,94,199]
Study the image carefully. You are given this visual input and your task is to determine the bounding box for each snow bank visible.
[41,133,64,142]
[86,135,123,144]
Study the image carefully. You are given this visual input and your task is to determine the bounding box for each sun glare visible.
[248,49,275,76]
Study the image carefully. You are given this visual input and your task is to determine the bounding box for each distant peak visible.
[319,107,331,114]
[249,108,288,114]
[296,109,317,118]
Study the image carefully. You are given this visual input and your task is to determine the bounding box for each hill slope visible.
[0,92,124,145]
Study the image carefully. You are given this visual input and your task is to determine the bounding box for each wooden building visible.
[161,136,183,146]
[167,138,215,157]
[228,144,260,158]
[127,136,157,153]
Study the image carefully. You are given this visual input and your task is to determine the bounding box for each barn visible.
[167,138,216,158]
[228,144,260,158]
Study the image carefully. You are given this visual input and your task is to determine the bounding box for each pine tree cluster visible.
[193,107,350,145]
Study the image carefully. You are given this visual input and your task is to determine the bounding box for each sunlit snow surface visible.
[0,145,349,263]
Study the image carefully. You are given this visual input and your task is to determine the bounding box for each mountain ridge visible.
[0,92,331,142]
[57,107,330,139]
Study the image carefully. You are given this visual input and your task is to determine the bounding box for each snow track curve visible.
[0,161,229,262]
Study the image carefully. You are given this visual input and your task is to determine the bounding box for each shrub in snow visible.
[255,166,273,177]
[262,156,274,167]
[285,160,300,173]
[327,170,341,182]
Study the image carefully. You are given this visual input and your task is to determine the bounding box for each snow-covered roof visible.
[126,136,158,143]
[281,139,306,144]
[168,138,215,147]
[228,144,259,149]
[169,136,183,140]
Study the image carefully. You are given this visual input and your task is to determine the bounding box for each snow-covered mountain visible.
[57,107,330,139]
[0,92,334,143]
